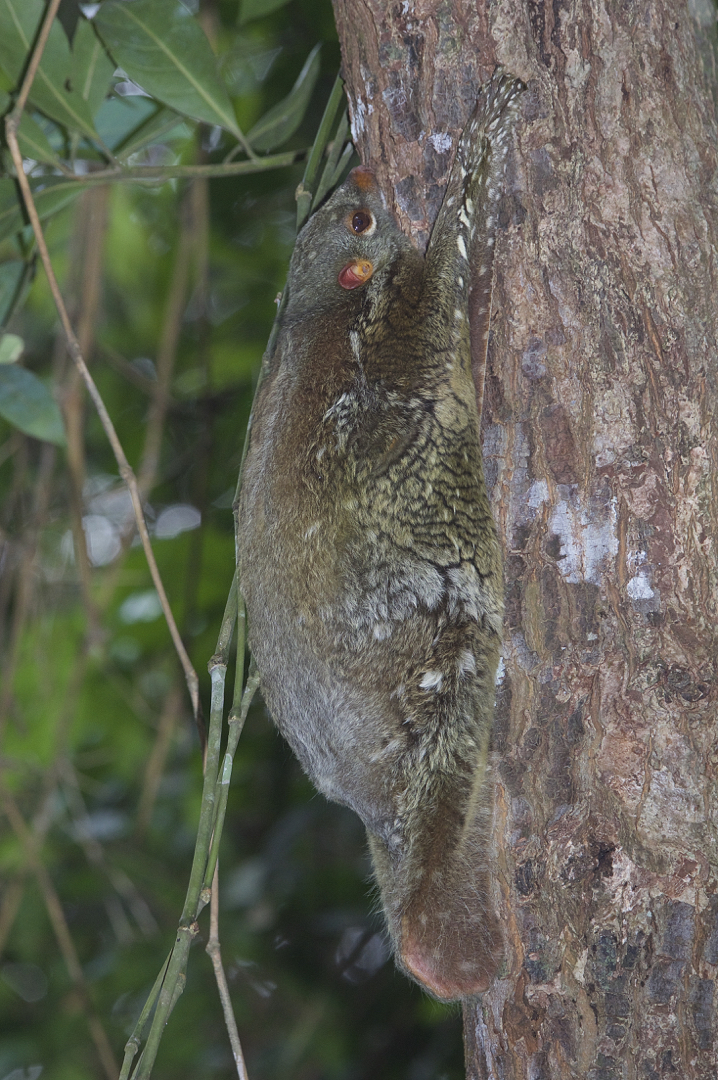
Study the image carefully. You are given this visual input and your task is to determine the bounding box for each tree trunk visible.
[331,1,718,1076]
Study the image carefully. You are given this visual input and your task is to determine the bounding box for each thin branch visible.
[206,864,249,1080]
[6,120,200,728]
[129,605,233,1078]
[203,664,259,893]
[33,150,304,187]
[311,111,350,213]
[295,72,345,230]
[12,0,62,118]
[119,953,171,1080]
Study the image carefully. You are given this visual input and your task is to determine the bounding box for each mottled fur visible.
[237,71,524,1001]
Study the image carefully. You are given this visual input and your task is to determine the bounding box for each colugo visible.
[237,70,524,1001]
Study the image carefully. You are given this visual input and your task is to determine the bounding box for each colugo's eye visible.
[351,210,373,234]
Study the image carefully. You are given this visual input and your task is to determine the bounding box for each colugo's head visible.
[284,167,414,320]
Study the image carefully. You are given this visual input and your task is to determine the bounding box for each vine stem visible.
[206,865,249,1080]
[4,4,200,723]
[63,151,302,183]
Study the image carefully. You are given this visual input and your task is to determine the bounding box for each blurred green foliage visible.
[0,2,464,1078]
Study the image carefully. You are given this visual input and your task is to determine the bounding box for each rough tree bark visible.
[331,1,718,1076]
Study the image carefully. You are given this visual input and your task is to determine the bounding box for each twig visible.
[206,864,249,1080]
[5,34,200,724]
[311,110,350,212]
[12,0,62,119]
[202,664,259,893]
[295,72,345,230]
[36,151,304,186]
[129,582,236,1078]
[119,953,171,1080]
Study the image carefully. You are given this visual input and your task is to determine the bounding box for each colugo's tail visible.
[368,763,501,1002]
[457,69,526,168]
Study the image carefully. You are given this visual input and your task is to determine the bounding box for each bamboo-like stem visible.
[180,659,225,922]
[23,150,304,188]
[311,110,350,211]
[296,72,345,229]
[207,864,250,1079]
[234,591,247,713]
[130,611,232,1076]
[135,873,201,1062]
[133,921,198,1080]
[203,665,259,893]
[119,953,171,1080]
[121,576,239,1074]
[215,570,240,664]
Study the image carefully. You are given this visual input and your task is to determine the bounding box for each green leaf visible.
[17,112,62,166]
[0,363,65,444]
[0,0,100,142]
[95,0,241,137]
[0,88,10,113]
[238,0,292,25]
[0,177,87,244]
[219,36,281,97]
[93,94,158,152]
[0,332,23,363]
[71,16,115,117]
[115,105,190,159]
[247,44,320,152]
